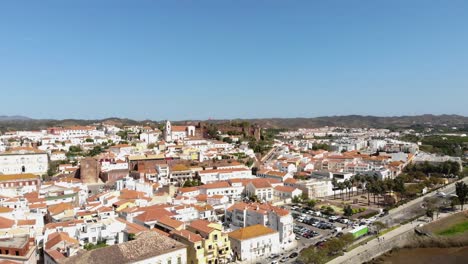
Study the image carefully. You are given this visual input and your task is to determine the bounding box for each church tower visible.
[164,120,172,142]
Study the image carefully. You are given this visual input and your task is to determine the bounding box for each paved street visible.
[381,177,468,226]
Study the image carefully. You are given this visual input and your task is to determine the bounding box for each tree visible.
[345,180,352,200]
[183,179,193,187]
[393,177,406,196]
[337,182,345,201]
[249,194,259,202]
[292,195,301,204]
[426,208,434,220]
[324,206,335,215]
[373,221,387,234]
[147,143,156,149]
[299,247,327,264]
[455,182,468,211]
[343,205,353,217]
[332,178,338,199]
[323,238,346,256]
[307,199,317,208]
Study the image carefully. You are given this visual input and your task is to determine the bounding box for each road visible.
[380,177,468,226]
[261,146,281,164]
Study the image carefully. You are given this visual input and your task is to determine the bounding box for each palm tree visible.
[360,175,368,196]
[345,180,352,200]
[332,178,338,199]
[350,176,357,196]
[364,176,373,205]
[338,182,345,200]
[455,182,468,211]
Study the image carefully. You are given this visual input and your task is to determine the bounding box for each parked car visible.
[289,252,299,258]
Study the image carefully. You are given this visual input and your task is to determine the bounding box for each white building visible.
[198,168,252,184]
[164,121,195,142]
[226,202,295,249]
[0,148,48,175]
[229,224,280,262]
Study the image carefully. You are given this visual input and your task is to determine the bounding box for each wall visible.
[338,230,414,264]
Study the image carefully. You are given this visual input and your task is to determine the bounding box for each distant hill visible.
[1,114,468,132]
[0,115,32,121]
[202,114,468,129]
[238,115,468,128]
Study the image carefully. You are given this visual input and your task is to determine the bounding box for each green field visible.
[436,221,468,236]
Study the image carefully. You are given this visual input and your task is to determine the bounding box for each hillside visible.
[1,114,468,132]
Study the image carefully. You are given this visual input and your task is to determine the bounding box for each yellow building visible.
[171,229,207,264]
[186,219,231,264]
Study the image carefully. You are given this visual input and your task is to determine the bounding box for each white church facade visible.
[164,121,196,142]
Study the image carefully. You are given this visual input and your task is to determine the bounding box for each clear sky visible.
[1,0,467,120]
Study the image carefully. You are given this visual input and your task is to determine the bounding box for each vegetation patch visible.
[422,211,468,236]
[437,221,468,236]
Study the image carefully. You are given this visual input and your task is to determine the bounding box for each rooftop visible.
[0,235,29,249]
[228,224,277,240]
[60,231,185,264]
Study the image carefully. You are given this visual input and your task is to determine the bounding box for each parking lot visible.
[286,204,358,251]
[242,204,381,264]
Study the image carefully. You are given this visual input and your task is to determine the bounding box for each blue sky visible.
[1,0,467,120]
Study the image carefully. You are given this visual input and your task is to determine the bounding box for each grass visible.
[423,211,468,236]
[436,221,468,236]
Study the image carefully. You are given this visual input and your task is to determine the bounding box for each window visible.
[214,234,218,241]
[177,256,182,264]
[167,259,171,264]
[15,251,19,256]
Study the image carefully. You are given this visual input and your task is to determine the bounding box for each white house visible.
[229,225,280,262]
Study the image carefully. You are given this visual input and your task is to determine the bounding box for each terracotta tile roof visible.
[227,202,290,217]
[284,178,297,184]
[0,216,14,229]
[198,181,231,189]
[48,203,74,216]
[17,219,36,226]
[274,186,296,193]
[193,204,214,212]
[228,224,277,240]
[60,231,186,264]
[45,232,79,250]
[116,218,148,235]
[157,216,184,230]
[0,206,13,213]
[249,180,272,189]
[188,219,215,234]
[170,229,203,243]
[119,189,147,200]
[45,250,66,262]
[0,173,38,182]
[178,187,199,193]
[134,209,174,223]
[170,164,190,172]
[44,220,84,230]
[29,202,47,209]
[195,194,208,202]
